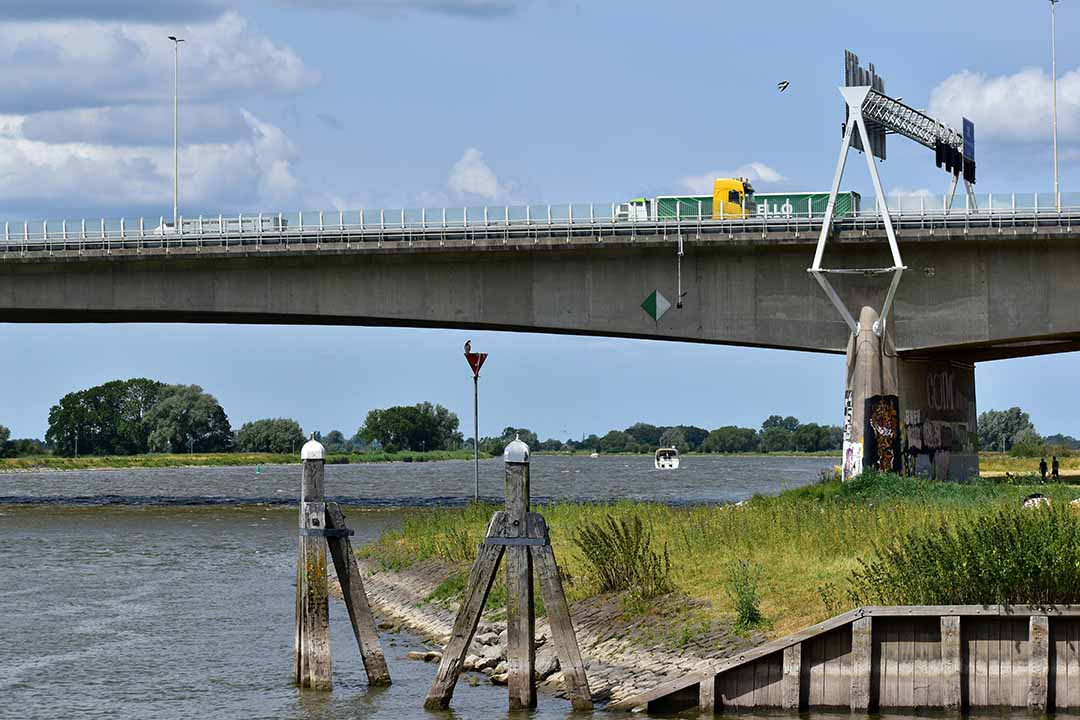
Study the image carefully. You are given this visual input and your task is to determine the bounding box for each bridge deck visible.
[0,206,1076,258]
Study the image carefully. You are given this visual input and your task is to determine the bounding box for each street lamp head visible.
[168,36,185,43]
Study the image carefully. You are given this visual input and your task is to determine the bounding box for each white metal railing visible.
[0,192,1077,252]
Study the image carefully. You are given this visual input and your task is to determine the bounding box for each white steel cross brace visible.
[810,86,907,337]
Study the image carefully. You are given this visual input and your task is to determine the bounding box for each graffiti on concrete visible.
[843,440,862,481]
[864,395,901,473]
[902,362,977,480]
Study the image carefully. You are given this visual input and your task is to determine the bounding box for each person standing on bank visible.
[1040,457,1049,481]
[1053,456,1060,480]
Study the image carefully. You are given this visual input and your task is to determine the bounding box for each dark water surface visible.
[0,506,613,719]
[0,454,838,506]
[1,456,840,719]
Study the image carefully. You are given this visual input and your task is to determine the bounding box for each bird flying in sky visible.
[777,80,790,93]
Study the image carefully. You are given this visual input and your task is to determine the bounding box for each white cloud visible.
[928,67,1080,144]
[679,162,786,194]
[274,0,523,17]
[0,12,318,114]
[448,148,509,200]
[0,110,299,211]
[21,105,251,147]
[887,187,935,198]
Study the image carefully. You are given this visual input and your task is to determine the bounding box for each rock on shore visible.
[332,558,760,707]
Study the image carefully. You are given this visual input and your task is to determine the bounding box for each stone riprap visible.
[336,558,761,708]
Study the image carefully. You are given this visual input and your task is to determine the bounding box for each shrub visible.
[726,560,767,631]
[848,505,1080,606]
[1010,429,1046,458]
[573,515,675,600]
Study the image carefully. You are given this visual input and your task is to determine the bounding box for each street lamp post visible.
[168,36,185,228]
[1050,0,1061,211]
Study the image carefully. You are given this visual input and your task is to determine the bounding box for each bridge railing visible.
[1,192,1077,252]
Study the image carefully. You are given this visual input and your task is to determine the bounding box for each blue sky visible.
[0,0,1076,440]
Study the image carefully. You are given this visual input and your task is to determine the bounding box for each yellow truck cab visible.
[712,178,754,219]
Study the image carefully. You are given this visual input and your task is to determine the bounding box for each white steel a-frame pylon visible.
[809,86,906,337]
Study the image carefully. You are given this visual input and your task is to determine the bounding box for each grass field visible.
[0,448,487,472]
[979,451,1080,477]
[358,474,1080,638]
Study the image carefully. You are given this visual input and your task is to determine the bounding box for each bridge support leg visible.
[896,357,978,481]
[842,306,898,479]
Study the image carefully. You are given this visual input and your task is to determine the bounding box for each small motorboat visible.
[589,451,599,458]
[655,447,680,470]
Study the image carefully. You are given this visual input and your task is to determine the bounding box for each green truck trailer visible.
[643,191,862,220]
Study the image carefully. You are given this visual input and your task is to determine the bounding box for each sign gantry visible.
[810,50,978,337]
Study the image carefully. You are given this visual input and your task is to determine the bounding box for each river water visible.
[1,455,836,719]
[0,453,837,506]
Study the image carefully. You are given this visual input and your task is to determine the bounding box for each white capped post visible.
[168,36,185,229]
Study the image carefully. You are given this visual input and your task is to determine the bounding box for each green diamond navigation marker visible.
[641,289,671,321]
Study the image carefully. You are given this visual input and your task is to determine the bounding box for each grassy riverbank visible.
[979,451,1080,477]
[358,474,1080,639]
[0,449,488,472]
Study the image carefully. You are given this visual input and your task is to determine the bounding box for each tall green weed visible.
[849,505,1080,606]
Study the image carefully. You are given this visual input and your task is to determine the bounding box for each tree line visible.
[5,381,846,458]
[978,407,1078,457]
[474,415,844,455]
[15,380,1072,461]
[7,379,464,457]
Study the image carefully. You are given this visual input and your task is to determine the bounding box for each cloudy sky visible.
[0,0,1076,441]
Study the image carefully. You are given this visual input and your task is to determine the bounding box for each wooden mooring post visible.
[424,437,592,712]
[294,437,391,690]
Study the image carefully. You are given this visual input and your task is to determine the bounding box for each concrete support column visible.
[897,356,978,481]
[843,306,898,478]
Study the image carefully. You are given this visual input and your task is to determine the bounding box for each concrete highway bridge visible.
[2,199,1078,479]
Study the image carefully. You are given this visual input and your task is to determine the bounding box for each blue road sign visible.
[963,118,975,162]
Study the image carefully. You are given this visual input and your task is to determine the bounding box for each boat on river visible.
[654,447,680,470]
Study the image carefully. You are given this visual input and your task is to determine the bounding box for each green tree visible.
[822,425,844,451]
[978,407,1036,452]
[480,427,539,455]
[1010,428,1046,458]
[46,378,168,456]
[144,385,232,453]
[1045,434,1080,450]
[236,418,305,454]
[760,426,794,452]
[793,423,831,452]
[704,426,760,453]
[677,425,709,452]
[624,423,665,448]
[358,403,462,452]
[658,427,689,453]
[0,425,9,446]
[598,430,632,453]
[762,415,800,434]
[322,430,349,453]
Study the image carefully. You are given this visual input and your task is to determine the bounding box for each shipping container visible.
[655,195,713,220]
[754,191,861,218]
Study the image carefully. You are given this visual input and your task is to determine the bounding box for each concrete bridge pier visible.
[897,355,978,481]
[844,306,978,481]
[843,307,897,478]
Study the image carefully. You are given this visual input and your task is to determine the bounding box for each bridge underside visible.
[1,227,1078,363]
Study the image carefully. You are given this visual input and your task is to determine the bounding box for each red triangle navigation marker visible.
[465,352,488,378]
